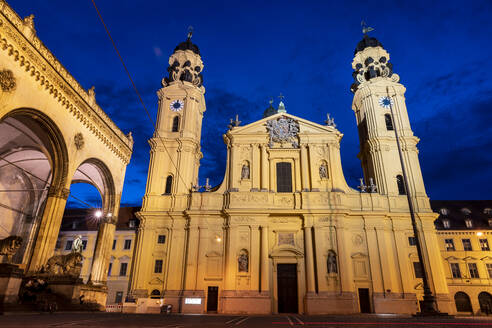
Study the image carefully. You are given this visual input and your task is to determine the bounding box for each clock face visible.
[378,96,394,109]
[170,99,184,112]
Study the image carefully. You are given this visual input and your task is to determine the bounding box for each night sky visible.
[11,1,492,208]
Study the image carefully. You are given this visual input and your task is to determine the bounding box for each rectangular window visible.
[468,263,479,278]
[462,239,472,251]
[408,236,417,246]
[276,162,292,193]
[115,291,123,304]
[443,220,451,229]
[486,264,492,278]
[445,239,455,251]
[82,240,87,250]
[413,262,424,279]
[55,239,61,249]
[450,263,461,278]
[124,240,131,250]
[480,239,490,251]
[108,263,113,276]
[65,240,73,251]
[119,263,128,276]
[112,239,116,250]
[158,235,166,244]
[154,259,163,273]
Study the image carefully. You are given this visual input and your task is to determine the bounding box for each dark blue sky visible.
[12,0,492,207]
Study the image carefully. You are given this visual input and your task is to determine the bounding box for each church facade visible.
[128,34,454,314]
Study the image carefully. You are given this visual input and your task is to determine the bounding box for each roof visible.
[431,200,492,230]
[174,38,200,55]
[354,35,383,55]
[60,207,140,232]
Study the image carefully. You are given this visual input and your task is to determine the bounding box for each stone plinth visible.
[372,292,418,314]
[80,283,108,311]
[304,291,357,314]
[180,290,205,314]
[221,290,271,314]
[0,264,24,304]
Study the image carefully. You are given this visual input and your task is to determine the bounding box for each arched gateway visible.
[0,3,132,307]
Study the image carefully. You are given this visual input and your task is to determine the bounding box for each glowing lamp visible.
[95,210,103,218]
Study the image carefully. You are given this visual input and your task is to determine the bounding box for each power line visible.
[90,0,193,193]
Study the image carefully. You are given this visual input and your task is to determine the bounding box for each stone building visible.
[0,1,132,307]
[53,207,140,305]
[127,33,454,315]
[432,200,492,315]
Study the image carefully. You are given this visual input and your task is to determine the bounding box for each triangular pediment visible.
[230,113,341,136]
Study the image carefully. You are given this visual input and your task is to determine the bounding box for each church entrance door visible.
[277,264,298,313]
[358,288,371,313]
[207,286,218,312]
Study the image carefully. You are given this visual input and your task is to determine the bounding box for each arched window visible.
[150,289,161,299]
[454,292,472,313]
[385,114,394,131]
[396,175,406,195]
[276,162,292,192]
[478,292,492,314]
[164,175,173,194]
[172,116,180,132]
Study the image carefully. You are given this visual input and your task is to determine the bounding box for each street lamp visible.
[387,87,442,316]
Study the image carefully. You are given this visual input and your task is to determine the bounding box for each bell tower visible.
[351,32,428,204]
[143,32,205,208]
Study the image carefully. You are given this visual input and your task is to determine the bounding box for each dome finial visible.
[277,93,287,113]
[187,26,193,41]
[361,20,374,36]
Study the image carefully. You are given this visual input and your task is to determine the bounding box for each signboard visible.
[184,298,202,305]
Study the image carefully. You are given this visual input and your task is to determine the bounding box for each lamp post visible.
[386,87,441,316]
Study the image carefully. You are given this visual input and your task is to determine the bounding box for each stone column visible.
[260,225,270,292]
[252,144,260,191]
[28,186,69,272]
[300,144,310,191]
[303,226,316,293]
[224,224,237,291]
[260,145,269,191]
[195,225,209,290]
[250,225,260,291]
[88,220,116,285]
[184,222,200,290]
[229,145,236,190]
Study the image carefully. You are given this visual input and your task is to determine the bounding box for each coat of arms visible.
[266,116,299,148]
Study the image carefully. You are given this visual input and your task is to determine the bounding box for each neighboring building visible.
[432,200,492,315]
[128,33,455,315]
[54,207,140,305]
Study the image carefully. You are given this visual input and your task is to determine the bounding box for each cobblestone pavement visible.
[1,313,492,327]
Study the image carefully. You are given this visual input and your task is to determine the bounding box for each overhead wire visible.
[90,0,193,193]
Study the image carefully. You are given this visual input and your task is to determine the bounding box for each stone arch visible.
[150,289,161,299]
[71,157,116,214]
[454,291,473,313]
[0,108,69,264]
[478,292,492,314]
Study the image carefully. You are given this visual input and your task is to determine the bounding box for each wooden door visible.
[277,264,298,313]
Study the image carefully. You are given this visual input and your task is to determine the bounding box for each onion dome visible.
[354,35,383,55]
[174,38,200,55]
[263,100,277,118]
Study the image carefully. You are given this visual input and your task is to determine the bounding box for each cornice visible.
[0,1,133,164]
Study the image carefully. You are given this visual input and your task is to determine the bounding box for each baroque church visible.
[128,34,453,314]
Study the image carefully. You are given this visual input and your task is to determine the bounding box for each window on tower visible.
[385,114,394,131]
[164,175,173,194]
[396,175,406,195]
[276,162,292,193]
[172,116,180,132]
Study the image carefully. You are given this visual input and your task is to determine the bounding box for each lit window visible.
[443,220,451,229]
[154,259,163,273]
[158,235,166,244]
[119,263,128,276]
[486,264,492,278]
[468,263,479,278]
[413,262,424,279]
[480,239,490,251]
[465,219,473,228]
[450,263,461,278]
[124,240,132,250]
[408,236,417,246]
[65,240,73,251]
[445,239,455,251]
[462,239,472,251]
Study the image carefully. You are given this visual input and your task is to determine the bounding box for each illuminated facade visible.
[127,34,454,315]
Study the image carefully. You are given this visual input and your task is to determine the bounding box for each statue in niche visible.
[0,236,22,264]
[327,251,337,274]
[238,250,249,272]
[319,163,328,179]
[241,163,250,179]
